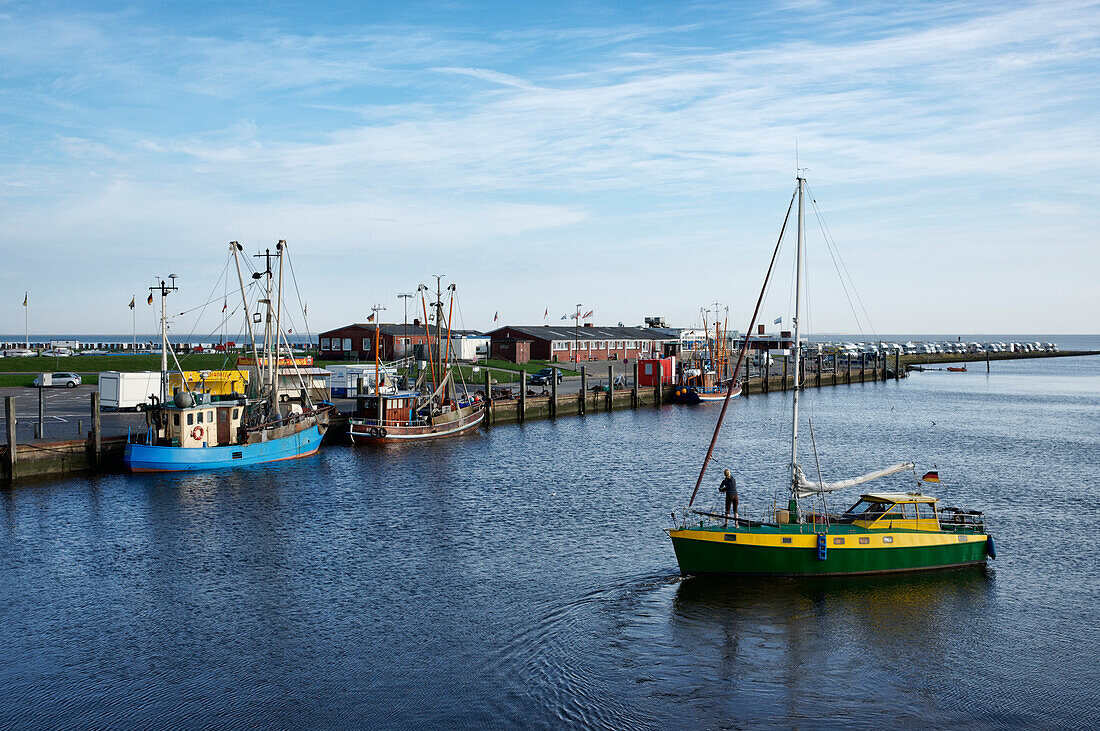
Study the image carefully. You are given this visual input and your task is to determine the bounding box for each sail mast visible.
[790,175,805,494]
[272,241,285,409]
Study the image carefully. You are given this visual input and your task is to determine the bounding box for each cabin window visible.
[197,411,203,423]
[958,535,968,542]
[723,534,736,542]
[917,502,936,520]
[859,537,870,544]
[901,503,918,519]
[841,500,888,522]
[833,537,845,545]
[232,409,239,419]
[882,536,894,544]
[187,413,194,425]
[173,414,180,426]
[880,504,905,521]
[781,537,792,544]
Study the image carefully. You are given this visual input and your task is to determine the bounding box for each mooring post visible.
[484,369,492,424]
[894,351,900,380]
[550,367,558,417]
[4,396,16,481]
[632,361,639,408]
[519,370,526,422]
[91,392,101,469]
[986,349,990,373]
[782,357,788,391]
[607,364,614,411]
[580,366,586,415]
[860,352,866,383]
[655,365,663,407]
[357,376,364,398]
[38,385,45,440]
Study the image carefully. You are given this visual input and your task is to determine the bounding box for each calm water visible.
[2,352,1099,728]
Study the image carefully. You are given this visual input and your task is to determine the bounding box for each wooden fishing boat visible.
[125,242,332,472]
[667,176,994,576]
[947,366,967,372]
[673,307,740,404]
[348,277,485,444]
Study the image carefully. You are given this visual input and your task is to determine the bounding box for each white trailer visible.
[328,364,397,397]
[99,371,165,410]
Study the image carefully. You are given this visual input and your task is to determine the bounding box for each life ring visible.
[379,427,388,438]
[191,425,204,440]
[369,427,379,438]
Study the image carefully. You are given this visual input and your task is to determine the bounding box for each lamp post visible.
[574,303,582,363]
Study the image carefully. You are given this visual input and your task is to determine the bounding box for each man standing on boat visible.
[719,469,738,525]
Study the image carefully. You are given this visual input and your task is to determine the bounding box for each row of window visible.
[172,408,240,427]
[551,340,649,351]
[322,337,418,351]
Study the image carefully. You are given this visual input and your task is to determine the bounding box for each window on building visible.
[343,338,352,351]
[363,338,370,351]
[321,338,330,349]
[332,339,342,351]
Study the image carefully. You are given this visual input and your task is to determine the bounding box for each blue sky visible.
[2,0,1098,338]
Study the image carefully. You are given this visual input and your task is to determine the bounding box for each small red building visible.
[491,338,531,364]
[486,324,678,363]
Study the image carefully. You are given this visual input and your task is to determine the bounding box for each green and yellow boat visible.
[669,175,995,577]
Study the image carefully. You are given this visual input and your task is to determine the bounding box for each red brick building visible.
[486,324,678,363]
[319,323,485,361]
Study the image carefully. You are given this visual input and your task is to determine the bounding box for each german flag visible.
[921,470,940,483]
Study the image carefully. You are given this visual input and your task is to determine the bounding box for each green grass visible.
[0,353,243,374]
[0,373,99,387]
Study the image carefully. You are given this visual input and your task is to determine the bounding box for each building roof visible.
[488,325,678,342]
[320,324,484,338]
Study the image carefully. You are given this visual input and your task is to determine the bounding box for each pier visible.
[3,349,1097,483]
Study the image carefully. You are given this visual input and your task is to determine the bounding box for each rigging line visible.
[180,256,232,345]
[810,196,865,336]
[283,243,313,345]
[689,188,797,507]
[808,183,876,335]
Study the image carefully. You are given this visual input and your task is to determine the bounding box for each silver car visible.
[33,372,82,388]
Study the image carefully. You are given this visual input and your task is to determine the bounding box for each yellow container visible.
[169,370,249,396]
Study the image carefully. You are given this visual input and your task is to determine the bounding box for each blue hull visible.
[125,426,324,472]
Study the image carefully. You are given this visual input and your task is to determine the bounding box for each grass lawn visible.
[0,373,99,387]
[0,353,244,374]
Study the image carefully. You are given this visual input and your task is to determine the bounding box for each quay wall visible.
[5,349,1097,482]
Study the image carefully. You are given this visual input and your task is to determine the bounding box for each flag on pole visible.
[773,316,782,325]
[147,292,154,305]
[367,312,375,322]
[129,297,135,310]
[222,299,227,313]
[23,293,27,307]
[560,315,567,320]
[493,311,498,322]
[544,307,548,320]
[921,470,940,483]
[582,309,593,318]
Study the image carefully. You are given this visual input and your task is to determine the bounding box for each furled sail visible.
[794,461,914,498]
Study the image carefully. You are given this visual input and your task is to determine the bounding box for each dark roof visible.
[320,324,484,338]
[488,325,678,342]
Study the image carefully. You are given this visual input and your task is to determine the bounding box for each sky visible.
[1,0,1098,339]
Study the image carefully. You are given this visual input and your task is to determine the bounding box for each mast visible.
[790,175,805,494]
[272,241,286,409]
[150,274,178,403]
[372,303,385,424]
[230,242,263,396]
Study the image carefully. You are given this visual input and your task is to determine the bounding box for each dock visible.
[3,349,1097,483]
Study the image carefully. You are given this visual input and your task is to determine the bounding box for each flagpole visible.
[24,292,29,350]
[132,296,136,352]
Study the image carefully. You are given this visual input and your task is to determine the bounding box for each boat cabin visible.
[163,403,245,448]
[354,391,423,427]
[839,492,940,531]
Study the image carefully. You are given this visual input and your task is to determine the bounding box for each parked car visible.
[33,372,82,388]
[530,367,563,385]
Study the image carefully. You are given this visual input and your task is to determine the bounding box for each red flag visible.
[367,312,375,322]
[583,309,593,318]
[222,299,227,313]
[921,470,940,483]
[494,311,498,322]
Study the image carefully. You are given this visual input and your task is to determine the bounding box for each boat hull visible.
[669,527,989,576]
[349,404,485,444]
[671,385,741,404]
[125,425,324,472]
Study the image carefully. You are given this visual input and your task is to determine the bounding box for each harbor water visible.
[1,349,1098,728]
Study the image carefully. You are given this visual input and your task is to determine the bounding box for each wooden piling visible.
[607,365,614,412]
[817,354,822,387]
[519,370,526,422]
[484,369,492,424]
[580,366,586,415]
[846,354,852,384]
[986,349,990,373]
[550,367,558,417]
[4,396,15,480]
[860,352,866,383]
[782,357,788,391]
[894,351,901,380]
[655,368,662,406]
[38,386,45,440]
[632,361,639,408]
[91,392,101,469]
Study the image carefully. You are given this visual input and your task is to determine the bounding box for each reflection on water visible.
[0,356,1098,728]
